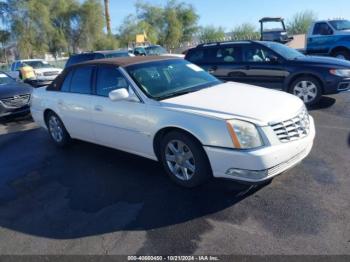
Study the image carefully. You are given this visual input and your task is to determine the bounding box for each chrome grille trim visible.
[0,94,31,108]
[43,71,59,76]
[270,109,310,143]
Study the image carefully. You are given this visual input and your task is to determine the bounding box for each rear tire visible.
[160,131,212,188]
[289,76,322,106]
[46,112,71,147]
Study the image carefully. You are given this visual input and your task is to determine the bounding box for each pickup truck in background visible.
[9,59,62,87]
[304,19,350,60]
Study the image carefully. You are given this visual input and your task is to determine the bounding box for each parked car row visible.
[9,59,62,87]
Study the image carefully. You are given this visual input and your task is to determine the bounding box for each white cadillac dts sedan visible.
[30,56,315,187]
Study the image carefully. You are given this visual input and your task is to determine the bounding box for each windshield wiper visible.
[157,89,198,100]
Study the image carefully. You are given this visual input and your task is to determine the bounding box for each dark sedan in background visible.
[185,40,350,105]
[65,50,134,68]
[0,72,32,118]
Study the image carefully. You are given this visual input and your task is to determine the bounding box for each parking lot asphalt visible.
[0,92,349,255]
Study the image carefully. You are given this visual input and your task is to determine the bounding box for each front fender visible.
[148,105,233,149]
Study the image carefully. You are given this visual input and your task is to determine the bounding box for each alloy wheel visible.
[165,140,196,181]
[48,115,64,143]
[293,80,317,104]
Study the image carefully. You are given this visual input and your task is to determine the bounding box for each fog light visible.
[225,168,268,180]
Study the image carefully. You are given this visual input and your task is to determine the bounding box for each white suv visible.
[10,59,62,86]
[30,57,315,187]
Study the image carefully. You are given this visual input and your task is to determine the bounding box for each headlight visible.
[330,69,350,77]
[35,72,43,76]
[226,120,264,149]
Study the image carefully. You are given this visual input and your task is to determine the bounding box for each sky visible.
[106,0,350,32]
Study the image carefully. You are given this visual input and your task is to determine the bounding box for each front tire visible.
[160,131,212,188]
[46,112,71,147]
[332,50,350,60]
[289,76,322,106]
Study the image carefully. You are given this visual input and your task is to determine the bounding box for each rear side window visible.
[211,46,242,63]
[96,66,128,97]
[70,66,94,94]
[61,70,74,92]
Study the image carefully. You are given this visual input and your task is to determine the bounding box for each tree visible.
[199,26,225,43]
[232,23,259,40]
[4,0,114,58]
[162,8,182,48]
[287,11,317,35]
[119,0,199,49]
[103,0,111,35]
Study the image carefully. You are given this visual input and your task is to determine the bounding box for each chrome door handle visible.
[94,105,103,112]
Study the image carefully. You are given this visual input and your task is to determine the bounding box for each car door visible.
[90,65,152,157]
[241,44,288,89]
[204,45,246,82]
[307,22,334,55]
[56,65,95,141]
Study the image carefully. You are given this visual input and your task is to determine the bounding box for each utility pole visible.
[104,0,112,35]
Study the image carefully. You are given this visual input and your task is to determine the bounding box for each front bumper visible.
[0,104,30,117]
[324,76,350,94]
[204,116,316,183]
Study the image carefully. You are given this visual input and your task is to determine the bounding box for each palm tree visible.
[103,0,112,35]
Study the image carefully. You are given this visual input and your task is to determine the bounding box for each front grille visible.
[43,71,59,76]
[1,94,30,108]
[270,109,310,143]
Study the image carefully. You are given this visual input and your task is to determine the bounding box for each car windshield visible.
[329,20,350,31]
[23,60,52,69]
[261,41,304,60]
[126,59,221,100]
[145,46,167,55]
[0,73,15,85]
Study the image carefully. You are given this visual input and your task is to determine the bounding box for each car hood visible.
[34,68,62,74]
[293,55,350,67]
[161,82,304,125]
[0,82,32,98]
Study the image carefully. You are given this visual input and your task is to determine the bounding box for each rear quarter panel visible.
[30,87,60,128]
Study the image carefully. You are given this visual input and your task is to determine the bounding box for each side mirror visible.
[109,88,129,101]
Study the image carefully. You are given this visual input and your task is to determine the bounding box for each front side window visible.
[213,46,242,63]
[313,23,333,35]
[96,66,128,97]
[126,59,221,100]
[70,66,93,94]
[243,45,276,62]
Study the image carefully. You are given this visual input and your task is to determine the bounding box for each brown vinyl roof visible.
[77,55,180,67]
